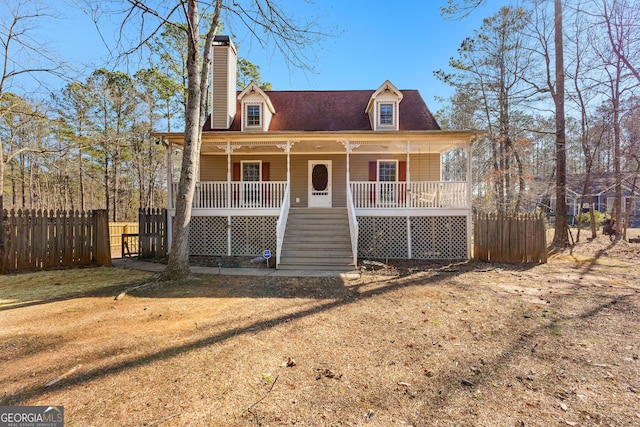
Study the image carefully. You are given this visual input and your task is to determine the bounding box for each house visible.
[540,172,640,227]
[155,36,481,270]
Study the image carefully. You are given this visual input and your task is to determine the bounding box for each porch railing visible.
[171,181,287,209]
[350,181,468,209]
[275,183,291,268]
[346,185,359,267]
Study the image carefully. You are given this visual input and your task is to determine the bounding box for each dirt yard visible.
[1,236,639,426]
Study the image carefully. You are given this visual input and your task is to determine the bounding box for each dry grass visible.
[1,237,639,426]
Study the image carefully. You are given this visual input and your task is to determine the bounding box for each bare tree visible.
[441,0,571,247]
[86,1,325,279]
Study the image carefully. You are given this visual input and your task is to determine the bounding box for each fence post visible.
[93,209,112,266]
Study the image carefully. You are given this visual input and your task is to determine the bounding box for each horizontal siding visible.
[350,153,440,181]
[290,154,347,208]
[212,47,229,129]
[199,152,439,205]
[200,155,287,181]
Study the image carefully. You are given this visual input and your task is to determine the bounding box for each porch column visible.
[277,141,295,203]
[227,141,232,209]
[341,141,360,200]
[406,141,411,182]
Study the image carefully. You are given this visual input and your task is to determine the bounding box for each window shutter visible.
[369,161,377,204]
[369,161,377,181]
[233,163,240,181]
[261,162,270,204]
[399,161,407,205]
[399,161,407,181]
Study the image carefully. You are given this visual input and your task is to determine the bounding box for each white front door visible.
[308,160,332,208]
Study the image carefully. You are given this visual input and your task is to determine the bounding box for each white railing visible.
[172,181,287,209]
[275,183,290,268]
[346,185,359,268]
[349,181,468,209]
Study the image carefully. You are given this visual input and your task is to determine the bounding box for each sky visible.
[10,0,506,114]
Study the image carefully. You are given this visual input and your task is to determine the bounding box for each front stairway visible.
[278,208,356,271]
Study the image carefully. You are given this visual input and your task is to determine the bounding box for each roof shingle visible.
[203,89,440,132]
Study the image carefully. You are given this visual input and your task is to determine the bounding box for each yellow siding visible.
[199,152,439,207]
[290,154,347,208]
[350,153,440,181]
[199,155,287,181]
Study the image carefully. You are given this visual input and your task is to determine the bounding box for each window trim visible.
[377,159,398,182]
[241,160,262,182]
[245,103,262,128]
[379,103,394,127]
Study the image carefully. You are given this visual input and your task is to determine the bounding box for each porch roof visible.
[155,130,483,155]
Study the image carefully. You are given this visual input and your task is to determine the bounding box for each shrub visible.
[575,209,605,229]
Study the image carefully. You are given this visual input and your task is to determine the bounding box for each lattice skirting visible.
[357,216,468,260]
[188,216,277,256]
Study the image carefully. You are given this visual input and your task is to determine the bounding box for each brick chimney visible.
[210,35,237,129]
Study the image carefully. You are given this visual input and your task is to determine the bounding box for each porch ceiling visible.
[155,130,483,155]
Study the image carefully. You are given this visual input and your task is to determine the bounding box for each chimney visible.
[210,35,237,129]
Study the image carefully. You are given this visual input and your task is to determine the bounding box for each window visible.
[242,161,261,181]
[379,104,393,126]
[241,161,261,206]
[378,160,397,182]
[247,105,261,126]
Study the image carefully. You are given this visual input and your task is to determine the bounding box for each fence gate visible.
[139,208,168,259]
[474,213,547,263]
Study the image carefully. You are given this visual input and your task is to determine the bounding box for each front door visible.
[308,160,332,208]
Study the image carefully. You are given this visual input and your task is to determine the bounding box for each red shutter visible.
[262,162,270,204]
[369,161,377,204]
[232,162,240,205]
[399,161,407,205]
[369,161,377,181]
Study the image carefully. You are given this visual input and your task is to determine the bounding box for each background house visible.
[539,172,640,227]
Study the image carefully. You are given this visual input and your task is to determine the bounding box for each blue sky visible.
[19,0,505,113]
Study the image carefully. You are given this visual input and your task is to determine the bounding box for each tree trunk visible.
[551,0,570,248]
[162,0,204,280]
[162,0,221,281]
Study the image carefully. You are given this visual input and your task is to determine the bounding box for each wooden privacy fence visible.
[0,209,111,273]
[474,213,547,263]
[109,221,139,252]
[139,208,167,259]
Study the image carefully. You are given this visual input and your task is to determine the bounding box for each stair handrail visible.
[346,185,359,268]
[275,183,291,269]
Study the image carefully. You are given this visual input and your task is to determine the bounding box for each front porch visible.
[160,132,477,267]
[172,180,469,212]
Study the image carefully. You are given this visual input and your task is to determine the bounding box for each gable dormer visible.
[238,81,276,131]
[365,80,403,131]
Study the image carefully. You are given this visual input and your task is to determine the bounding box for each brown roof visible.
[203,90,440,132]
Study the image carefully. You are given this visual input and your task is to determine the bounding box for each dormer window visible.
[379,104,394,126]
[238,81,275,131]
[366,80,403,131]
[247,105,261,127]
